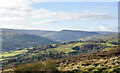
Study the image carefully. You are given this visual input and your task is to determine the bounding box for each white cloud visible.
[0,0,31,25]
[0,0,32,16]
[0,8,32,16]
[1,24,37,30]
[31,9,116,20]
[99,26,112,31]
[1,24,23,29]
[0,0,117,31]
[0,16,24,22]
[88,26,115,31]
[33,20,60,24]
[0,0,30,9]
[31,0,119,2]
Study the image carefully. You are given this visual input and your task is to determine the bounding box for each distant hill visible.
[2,29,55,36]
[2,29,101,42]
[42,30,99,42]
[95,31,117,34]
[80,33,118,42]
[2,30,58,50]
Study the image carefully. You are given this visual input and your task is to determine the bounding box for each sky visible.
[0,0,118,32]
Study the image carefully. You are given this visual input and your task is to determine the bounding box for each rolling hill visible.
[2,31,58,51]
[1,38,118,67]
[42,30,99,42]
[2,29,100,42]
[56,45,120,72]
[2,28,55,36]
[2,44,120,72]
[79,33,118,42]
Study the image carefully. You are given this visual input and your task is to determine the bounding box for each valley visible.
[2,44,120,72]
[0,29,119,72]
[0,1,118,73]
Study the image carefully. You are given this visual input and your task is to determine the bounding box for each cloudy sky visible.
[0,0,118,32]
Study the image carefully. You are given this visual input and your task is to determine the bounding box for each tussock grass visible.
[15,59,57,72]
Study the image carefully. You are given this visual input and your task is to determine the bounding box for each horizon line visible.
[0,28,117,32]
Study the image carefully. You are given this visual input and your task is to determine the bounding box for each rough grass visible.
[15,59,57,72]
[79,33,118,42]
[2,50,28,57]
[101,43,117,46]
[44,43,85,54]
[102,46,118,52]
[2,41,118,62]
[56,46,120,72]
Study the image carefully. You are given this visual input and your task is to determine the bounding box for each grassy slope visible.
[42,30,99,42]
[2,45,120,72]
[2,31,58,50]
[1,33,119,67]
[3,29,99,42]
[79,33,118,42]
[1,39,118,66]
[56,45,120,72]
[1,42,84,60]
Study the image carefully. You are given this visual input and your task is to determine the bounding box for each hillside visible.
[42,30,99,42]
[56,45,120,72]
[2,28,55,36]
[1,39,118,68]
[2,31,58,51]
[80,33,118,42]
[2,45,120,72]
[2,29,99,42]
[95,31,117,34]
[1,29,119,72]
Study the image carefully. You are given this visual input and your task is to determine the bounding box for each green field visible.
[1,40,118,62]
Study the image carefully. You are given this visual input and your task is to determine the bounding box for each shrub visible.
[14,59,57,72]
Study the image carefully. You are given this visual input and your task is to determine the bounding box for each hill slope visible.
[1,39,118,67]
[42,30,99,42]
[3,29,100,42]
[80,33,118,42]
[2,45,120,72]
[56,45,120,72]
[2,31,58,51]
[2,29,55,36]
